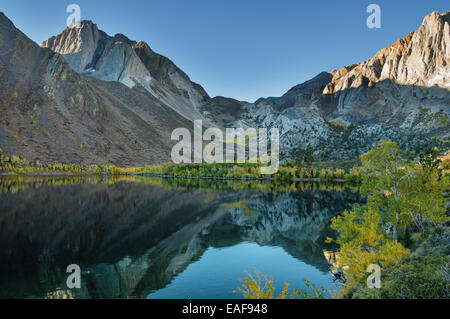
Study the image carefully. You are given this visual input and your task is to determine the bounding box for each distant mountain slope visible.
[256,72,333,112]
[0,12,191,166]
[199,96,247,128]
[42,21,210,123]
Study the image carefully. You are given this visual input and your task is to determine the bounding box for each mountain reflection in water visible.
[0,176,363,299]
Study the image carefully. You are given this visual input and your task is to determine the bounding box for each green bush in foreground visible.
[350,252,449,299]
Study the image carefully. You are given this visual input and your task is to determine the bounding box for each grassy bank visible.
[0,148,360,182]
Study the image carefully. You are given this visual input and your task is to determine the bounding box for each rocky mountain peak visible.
[42,20,108,73]
[422,10,449,28]
[77,19,96,28]
[42,20,211,122]
[133,41,151,51]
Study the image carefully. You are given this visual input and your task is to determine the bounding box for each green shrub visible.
[351,251,449,299]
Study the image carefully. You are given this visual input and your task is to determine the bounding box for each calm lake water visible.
[0,176,363,299]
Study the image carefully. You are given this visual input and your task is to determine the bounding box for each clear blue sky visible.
[1,0,448,102]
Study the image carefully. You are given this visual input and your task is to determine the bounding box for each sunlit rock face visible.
[324,11,450,94]
[317,11,450,131]
[42,21,108,74]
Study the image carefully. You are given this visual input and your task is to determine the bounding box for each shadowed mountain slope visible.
[0,12,191,166]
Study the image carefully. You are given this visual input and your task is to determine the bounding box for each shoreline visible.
[0,171,352,183]
[131,173,351,183]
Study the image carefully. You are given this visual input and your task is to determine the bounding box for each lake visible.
[0,176,363,299]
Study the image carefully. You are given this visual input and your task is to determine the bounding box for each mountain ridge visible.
[0,10,449,166]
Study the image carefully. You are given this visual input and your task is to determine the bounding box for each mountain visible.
[0,12,192,166]
[321,11,449,121]
[324,11,449,95]
[228,11,450,160]
[42,21,210,123]
[0,11,449,166]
